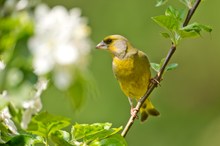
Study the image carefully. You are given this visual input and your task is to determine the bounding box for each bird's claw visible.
[150,78,161,87]
[130,107,139,119]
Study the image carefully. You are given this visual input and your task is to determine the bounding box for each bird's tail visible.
[140,98,160,122]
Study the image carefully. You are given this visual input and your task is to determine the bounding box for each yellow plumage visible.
[96,35,159,122]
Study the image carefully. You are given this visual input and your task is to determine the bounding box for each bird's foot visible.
[130,107,139,119]
[150,78,161,87]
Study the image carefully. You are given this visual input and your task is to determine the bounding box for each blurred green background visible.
[42,0,220,146]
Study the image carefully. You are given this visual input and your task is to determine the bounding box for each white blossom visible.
[0,107,18,134]
[16,0,28,10]
[28,4,91,90]
[21,78,48,129]
[0,60,6,70]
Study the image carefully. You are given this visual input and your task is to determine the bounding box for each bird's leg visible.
[150,78,161,87]
[128,97,138,119]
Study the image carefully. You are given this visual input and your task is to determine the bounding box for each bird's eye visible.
[104,39,112,44]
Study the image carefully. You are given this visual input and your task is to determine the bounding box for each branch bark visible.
[121,0,201,137]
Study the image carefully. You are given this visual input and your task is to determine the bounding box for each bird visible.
[96,35,160,122]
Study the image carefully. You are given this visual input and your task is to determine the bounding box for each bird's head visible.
[96,35,136,58]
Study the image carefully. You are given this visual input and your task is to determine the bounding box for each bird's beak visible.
[96,41,108,49]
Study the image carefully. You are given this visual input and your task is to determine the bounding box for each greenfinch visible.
[96,35,159,122]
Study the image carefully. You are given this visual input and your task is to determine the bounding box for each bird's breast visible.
[112,57,135,78]
[112,56,150,99]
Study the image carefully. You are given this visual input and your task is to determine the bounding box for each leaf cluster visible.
[152,4,212,45]
[151,58,178,75]
[150,0,212,74]
[1,112,127,146]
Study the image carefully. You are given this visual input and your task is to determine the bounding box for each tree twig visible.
[183,0,201,27]
[121,0,201,137]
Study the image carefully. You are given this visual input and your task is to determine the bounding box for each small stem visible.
[183,0,201,27]
[157,44,176,80]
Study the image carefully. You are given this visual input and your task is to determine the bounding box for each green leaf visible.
[71,123,123,144]
[155,0,168,7]
[160,32,170,38]
[178,29,200,38]
[181,22,212,35]
[7,103,18,118]
[151,59,178,73]
[5,134,40,146]
[150,63,160,73]
[166,63,178,71]
[50,130,72,146]
[72,123,111,140]
[152,15,180,31]
[89,134,127,146]
[27,111,70,138]
[198,24,212,32]
[165,6,185,21]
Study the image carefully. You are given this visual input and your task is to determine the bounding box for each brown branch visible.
[121,0,202,137]
[183,0,201,27]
